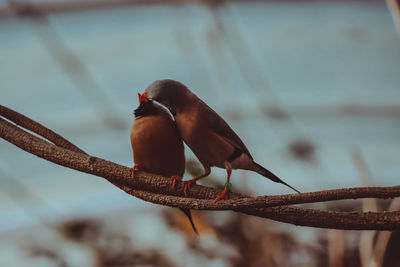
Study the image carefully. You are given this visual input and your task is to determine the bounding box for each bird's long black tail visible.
[179,208,198,235]
[253,161,300,193]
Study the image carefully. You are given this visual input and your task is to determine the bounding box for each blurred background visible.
[1,0,400,266]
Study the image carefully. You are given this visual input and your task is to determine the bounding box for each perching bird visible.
[130,92,198,234]
[143,79,300,200]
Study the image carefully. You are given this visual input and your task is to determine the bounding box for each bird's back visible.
[176,94,253,163]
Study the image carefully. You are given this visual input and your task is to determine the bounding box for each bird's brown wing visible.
[199,103,253,160]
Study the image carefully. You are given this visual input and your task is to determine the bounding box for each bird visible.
[143,79,300,201]
[130,92,198,234]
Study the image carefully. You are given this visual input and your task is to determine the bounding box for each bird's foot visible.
[129,164,140,179]
[214,182,232,202]
[182,179,197,196]
[171,175,181,190]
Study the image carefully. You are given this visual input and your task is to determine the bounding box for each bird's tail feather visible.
[253,161,300,193]
[179,208,198,235]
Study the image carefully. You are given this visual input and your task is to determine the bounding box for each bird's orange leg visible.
[215,162,232,201]
[129,164,140,179]
[182,167,211,196]
[170,175,181,190]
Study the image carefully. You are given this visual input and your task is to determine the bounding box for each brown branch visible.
[1,105,400,230]
[0,105,85,154]
[231,186,400,209]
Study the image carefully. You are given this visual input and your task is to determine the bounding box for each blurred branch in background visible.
[327,229,345,267]
[386,0,400,36]
[352,149,380,267]
[6,0,126,129]
[352,149,400,267]
[374,198,400,266]
[1,104,400,230]
[201,0,283,111]
[0,0,187,19]
[0,168,59,227]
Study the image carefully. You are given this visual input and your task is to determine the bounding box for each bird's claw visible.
[214,182,232,202]
[171,175,181,190]
[182,180,196,197]
[129,164,140,179]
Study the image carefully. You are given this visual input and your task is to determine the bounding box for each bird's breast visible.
[131,115,185,177]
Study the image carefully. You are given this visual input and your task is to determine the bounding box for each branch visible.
[0,105,85,154]
[1,105,399,230]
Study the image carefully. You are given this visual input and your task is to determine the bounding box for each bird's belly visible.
[131,117,185,177]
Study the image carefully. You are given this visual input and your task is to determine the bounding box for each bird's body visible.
[173,96,253,170]
[130,94,197,233]
[144,79,299,199]
[131,101,185,177]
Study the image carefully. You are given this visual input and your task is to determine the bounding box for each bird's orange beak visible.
[138,91,149,104]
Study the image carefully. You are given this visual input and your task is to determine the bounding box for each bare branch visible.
[0,105,85,154]
[230,186,400,209]
[1,105,399,230]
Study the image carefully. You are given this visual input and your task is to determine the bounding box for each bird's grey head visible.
[144,79,189,112]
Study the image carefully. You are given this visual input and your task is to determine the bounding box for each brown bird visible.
[130,92,198,234]
[143,79,300,200]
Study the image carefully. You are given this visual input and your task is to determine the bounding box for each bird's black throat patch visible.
[134,100,158,117]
